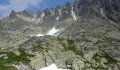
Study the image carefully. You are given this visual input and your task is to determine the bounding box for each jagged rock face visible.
[0,0,120,70]
[74,0,120,23]
[18,10,33,17]
[103,0,120,23]
[9,10,17,18]
[37,2,74,21]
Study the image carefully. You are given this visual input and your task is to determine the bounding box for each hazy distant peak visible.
[9,10,17,18]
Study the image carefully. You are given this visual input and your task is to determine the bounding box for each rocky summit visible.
[0,0,120,70]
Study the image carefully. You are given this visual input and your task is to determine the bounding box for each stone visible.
[30,52,46,69]
[86,68,95,70]
[83,51,96,61]
[72,59,85,70]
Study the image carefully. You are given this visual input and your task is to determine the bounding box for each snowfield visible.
[30,27,60,37]
[39,64,68,70]
[47,27,60,36]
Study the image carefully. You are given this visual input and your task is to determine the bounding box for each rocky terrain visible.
[0,0,120,70]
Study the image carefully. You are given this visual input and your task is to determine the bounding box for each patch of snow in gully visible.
[71,6,77,20]
[56,17,59,20]
[38,63,67,70]
[30,27,60,37]
[47,27,60,36]
[41,13,45,18]
[30,34,44,37]
[59,9,62,16]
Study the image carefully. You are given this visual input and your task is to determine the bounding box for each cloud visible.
[0,0,42,17]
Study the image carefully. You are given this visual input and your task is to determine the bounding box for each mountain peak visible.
[9,10,17,18]
[22,10,33,17]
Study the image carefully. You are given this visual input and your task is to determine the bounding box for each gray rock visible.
[72,59,85,70]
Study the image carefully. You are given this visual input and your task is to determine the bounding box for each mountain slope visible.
[0,0,120,70]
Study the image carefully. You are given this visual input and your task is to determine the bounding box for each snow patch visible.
[38,64,67,70]
[47,27,59,36]
[30,34,44,37]
[56,17,59,20]
[71,6,77,20]
[30,28,60,37]
[59,9,62,16]
[41,13,45,18]
[30,27,61,37]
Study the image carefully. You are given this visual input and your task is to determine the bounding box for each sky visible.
[0,0,74,17]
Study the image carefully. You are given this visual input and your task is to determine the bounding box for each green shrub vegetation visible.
[0,48,35,70]
[92,53,103,62]
[57,37,84,56]
[92,52,119,64]
[0,66,17,70]
[32,44,50,53]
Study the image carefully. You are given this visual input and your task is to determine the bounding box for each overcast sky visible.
[0,0,74,17]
